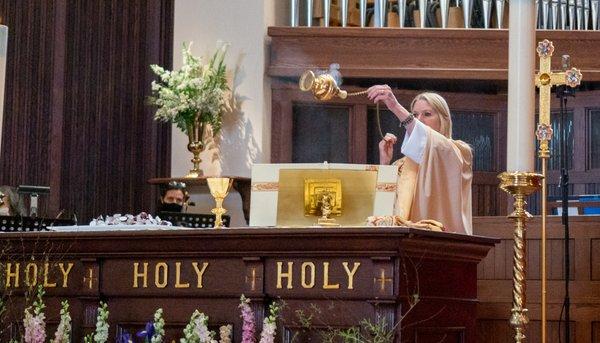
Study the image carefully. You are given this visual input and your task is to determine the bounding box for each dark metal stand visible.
[556,82,575,343]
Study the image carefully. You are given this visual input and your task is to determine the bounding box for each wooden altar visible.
[0,228,497,342]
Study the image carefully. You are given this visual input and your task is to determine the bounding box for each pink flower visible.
[23,310,46,343]
[239,296,256,343]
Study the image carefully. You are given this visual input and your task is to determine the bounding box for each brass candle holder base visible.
[207,177,233,229]
[498,171,543,343]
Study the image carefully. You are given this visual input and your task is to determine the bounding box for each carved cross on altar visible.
[245,267,262,291]
[83,267,97,289]
[374,268,393,292]
[534,39,582,158]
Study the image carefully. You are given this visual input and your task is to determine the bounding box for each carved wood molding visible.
[268,27,600,81]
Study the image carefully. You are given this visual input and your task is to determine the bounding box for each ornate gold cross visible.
[534,39,582,158]
[533,39,582,343]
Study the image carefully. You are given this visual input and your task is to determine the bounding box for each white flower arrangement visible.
[258,302,281,343]
[89,212,172,226]
[219,325,232,343]
[180,310,217,343]
[84,302,109,343]
[149,42,230,134]
[51,300,71,343]
[152,308,166,343]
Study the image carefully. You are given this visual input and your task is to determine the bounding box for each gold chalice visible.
[207,177,234,228]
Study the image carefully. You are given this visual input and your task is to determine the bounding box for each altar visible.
[0,227,496,342]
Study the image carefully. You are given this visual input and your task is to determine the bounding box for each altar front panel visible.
[0,228,496,342]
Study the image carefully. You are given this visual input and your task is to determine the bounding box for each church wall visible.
[172,1,288,225]
[172,0,288,177]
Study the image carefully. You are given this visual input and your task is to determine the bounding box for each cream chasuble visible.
[393,120,473,235]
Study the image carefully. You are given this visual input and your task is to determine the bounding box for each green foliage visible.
[149,42,230,135]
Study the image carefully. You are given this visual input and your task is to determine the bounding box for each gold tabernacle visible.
[304,178,342,227]
[304,178,342,216]
[277,169,377,227]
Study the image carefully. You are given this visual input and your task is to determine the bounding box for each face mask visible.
[158,202,183,213]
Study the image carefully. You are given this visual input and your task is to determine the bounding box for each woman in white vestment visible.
[367,85,473,235]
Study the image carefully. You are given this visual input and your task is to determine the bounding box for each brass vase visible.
[186,120,206,178]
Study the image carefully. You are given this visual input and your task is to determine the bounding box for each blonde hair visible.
[410,92,453,138]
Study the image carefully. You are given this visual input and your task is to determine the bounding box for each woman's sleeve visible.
[400,120,429,164]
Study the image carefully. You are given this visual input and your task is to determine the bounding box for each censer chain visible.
[346,90,385,139]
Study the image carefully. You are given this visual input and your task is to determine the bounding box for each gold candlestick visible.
[207,177,233,228]
[498,171,543,343]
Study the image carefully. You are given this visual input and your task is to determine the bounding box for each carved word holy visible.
[276,261,361,290]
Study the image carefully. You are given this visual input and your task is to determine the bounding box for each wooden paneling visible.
[0,0,173,222]
[592,239,600,281]
[593,322,600,343]
[0,228,497,342]
[475,216,600,343]
[269,27,600,81]
[477,319,575,343]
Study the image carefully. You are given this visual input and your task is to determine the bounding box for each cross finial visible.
[534,39,582,158]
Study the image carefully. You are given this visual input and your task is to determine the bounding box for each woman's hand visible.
[379,133,397,165]
[367,85,401,112]
[367,85,411,122]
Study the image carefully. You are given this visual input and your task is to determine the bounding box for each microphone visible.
[562,55,571,71]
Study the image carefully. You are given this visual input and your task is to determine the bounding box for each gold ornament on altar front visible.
[207,177,233,229]
[498,171,543,343]
[304,178,342,227]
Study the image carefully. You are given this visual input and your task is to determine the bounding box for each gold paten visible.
[534,39,582,343]
[498,171,543,343]
[277,169,377,227]
[207,177,233,229]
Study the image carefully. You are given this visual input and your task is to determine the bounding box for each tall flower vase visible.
[185,120,206,178]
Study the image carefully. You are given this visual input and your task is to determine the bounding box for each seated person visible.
[0,185,27,216]
[368,86,473,234]
[157,181,189,213]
